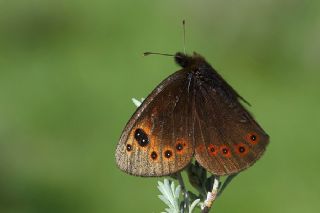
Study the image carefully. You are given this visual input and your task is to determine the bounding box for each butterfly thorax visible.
[175,52,219,82]
[174,52,207,69]
[174,52,248,106]
[176,52,217,76]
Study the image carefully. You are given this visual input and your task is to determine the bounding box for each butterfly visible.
[115,52,269,177]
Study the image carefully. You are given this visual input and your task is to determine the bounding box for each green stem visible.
[177,172,189,213]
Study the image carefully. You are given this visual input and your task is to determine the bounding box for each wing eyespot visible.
[234,143,249,156]
[150,151,158,160]
[164,150,173,159]
[175,139,188,152]
[245,132,260,145]
[207,144,218,156]
[220,145,231,158]
[176,143,183,151]
[126,144,133,152]
[134,128,150,147]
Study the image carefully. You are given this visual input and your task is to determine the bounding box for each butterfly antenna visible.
[144,21,186,57]
[143,52,175,57]
[182,20,186,54]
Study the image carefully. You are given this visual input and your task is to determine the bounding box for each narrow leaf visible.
[189,199,201,213]
[158,195,174,209]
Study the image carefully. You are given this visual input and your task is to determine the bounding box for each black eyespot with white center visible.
[151,151,158,160]
[222,148,229,154]
[126,144,132,152]
[239,146,245,153]
[176,143,183,151]
[164,150,173,158]
[134,128,149,147]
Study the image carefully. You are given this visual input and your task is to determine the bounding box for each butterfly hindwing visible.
[116,70,195,177]
[192,65,269,176]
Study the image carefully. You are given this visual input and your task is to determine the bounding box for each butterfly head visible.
[174,52,206,69]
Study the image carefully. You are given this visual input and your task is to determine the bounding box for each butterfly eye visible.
[126,144,133,152]
[245,132,260,145]
[164,150,173,158]
[134,128,149,147]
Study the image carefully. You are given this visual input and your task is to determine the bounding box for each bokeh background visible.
[0,0,319,212]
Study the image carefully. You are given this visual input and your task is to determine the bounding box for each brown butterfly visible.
[115,52,269,177]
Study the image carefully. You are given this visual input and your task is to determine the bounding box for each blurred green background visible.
[0,0,319,212]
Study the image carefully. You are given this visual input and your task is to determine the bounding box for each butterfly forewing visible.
[116,70,195,176]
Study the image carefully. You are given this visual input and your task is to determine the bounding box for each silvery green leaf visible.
[158,195,174,209]
[158,181,170,201]
[164,179,175,205]
[189,199,201,213]
[158,181,166,193]
[158,179,181,213]
[171,181,176,195]
[169,181,180,210]
[174,185,181,199]
[165,208,173,213]
[131,98,142,107]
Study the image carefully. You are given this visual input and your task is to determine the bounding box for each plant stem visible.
[201,176,220,213]
[177,172,189,213]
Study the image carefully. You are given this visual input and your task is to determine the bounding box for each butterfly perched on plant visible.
[115,51,269,177]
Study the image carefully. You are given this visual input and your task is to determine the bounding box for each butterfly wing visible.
[193,69,269,176]
[116,70,195,177]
